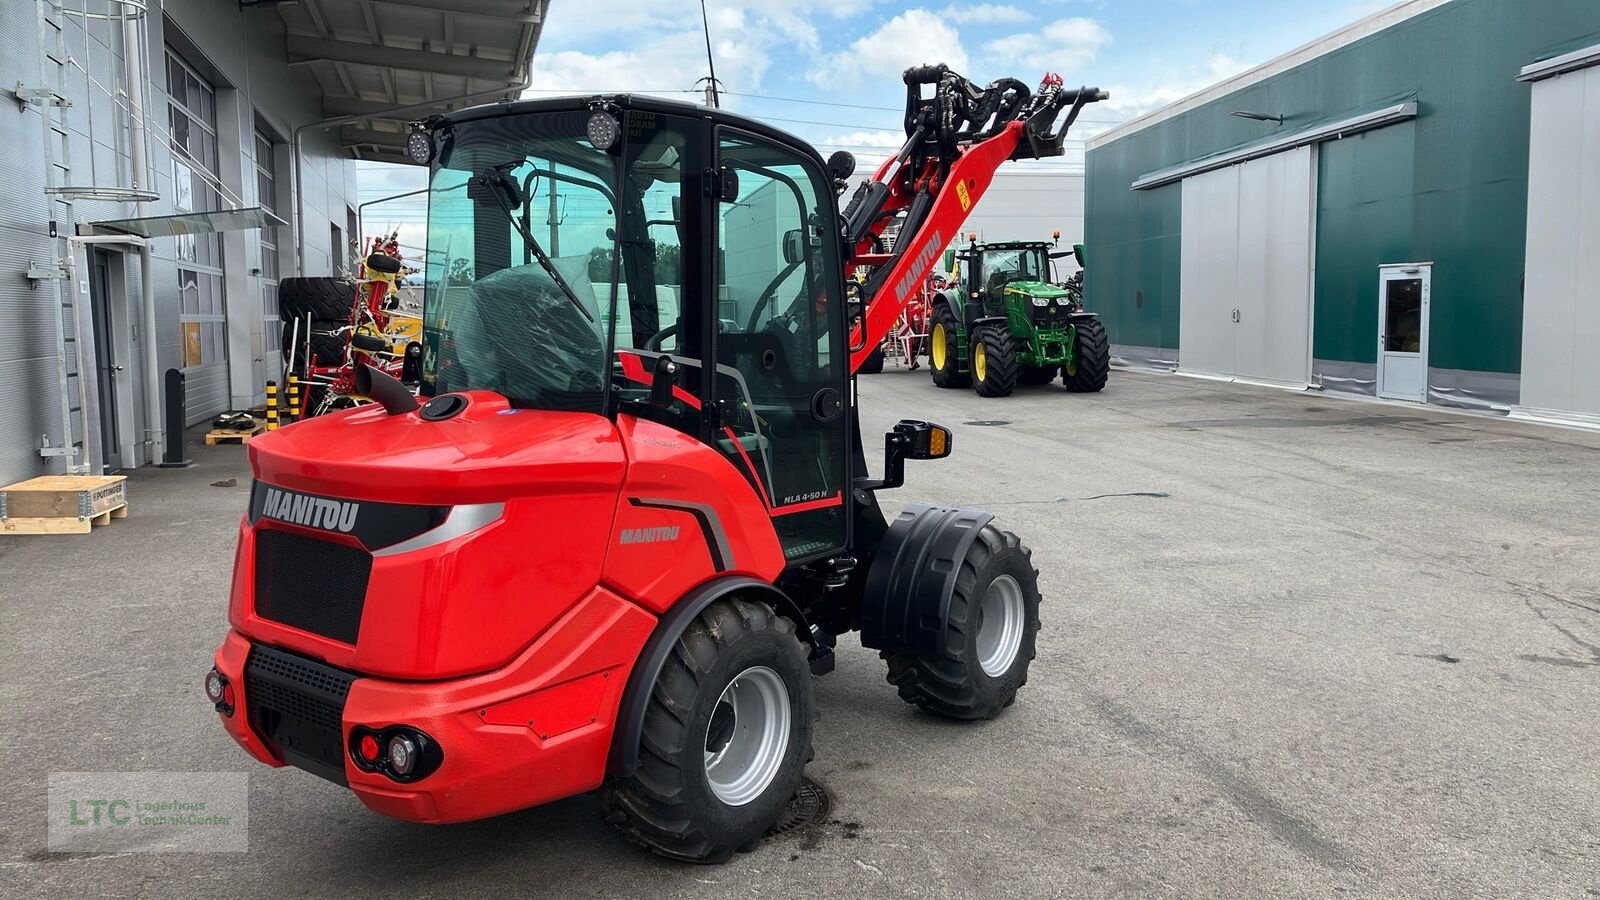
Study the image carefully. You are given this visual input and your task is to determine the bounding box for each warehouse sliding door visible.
[1520,51,1600,418]
[1179,146,1314,387]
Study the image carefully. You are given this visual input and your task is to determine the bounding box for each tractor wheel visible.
[602,597,814,864]
[971,325,1019,398]
[1020,365,1058,386]
[1062,318,1110,393]
[858,345,886,375]
[882,525,1040,720]
[278,277,357,323]
[928,304,970,389]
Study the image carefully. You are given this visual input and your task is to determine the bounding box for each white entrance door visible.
[1179,145,1315,386]
[1376,265,1430,402]
[1178,163,1242,378]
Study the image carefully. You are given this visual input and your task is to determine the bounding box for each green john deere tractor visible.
[926,238,1109,397]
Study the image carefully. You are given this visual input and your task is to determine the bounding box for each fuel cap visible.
[419,393,469,421]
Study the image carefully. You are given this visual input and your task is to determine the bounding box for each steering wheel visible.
[745,259,805,334]
[644,322,679,351]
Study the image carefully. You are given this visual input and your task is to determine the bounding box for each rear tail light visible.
[349,726,442,782]
[205,669,234,717]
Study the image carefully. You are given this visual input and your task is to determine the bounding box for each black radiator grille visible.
[245,644,357,785]
[254,529,372,644]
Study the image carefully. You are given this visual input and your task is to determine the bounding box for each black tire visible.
[1062,317,1110,393]
[350,332,388,354]
[1020,365,1058,386]
[279,277,357,323]
[928,303,970,389]
[603,597,814,863]
[882,525,1040,720]
[858,345,886,375]
[281,321,348,369]
[365,253,403,274]
[971,324,1019,398]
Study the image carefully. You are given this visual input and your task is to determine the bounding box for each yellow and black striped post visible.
[265,380,279,431]
[287,375,301,422]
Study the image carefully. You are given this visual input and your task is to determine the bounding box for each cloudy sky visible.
[357,0,1392,251]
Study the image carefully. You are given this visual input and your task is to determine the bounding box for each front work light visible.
[406,128,435,165]
[586,110,620,151]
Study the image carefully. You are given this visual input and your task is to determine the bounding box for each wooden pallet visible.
[206,422,267,445]
[1,475,129,535]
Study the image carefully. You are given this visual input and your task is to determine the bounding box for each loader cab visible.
[416,96,850,563]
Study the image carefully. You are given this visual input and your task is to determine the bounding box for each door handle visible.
[1231,309,1241,323]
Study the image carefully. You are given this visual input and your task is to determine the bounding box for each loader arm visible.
[843,67,1107,373]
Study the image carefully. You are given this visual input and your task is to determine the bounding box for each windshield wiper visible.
[472,171,595,323]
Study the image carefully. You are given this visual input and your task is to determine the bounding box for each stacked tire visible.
[278,277,356,369]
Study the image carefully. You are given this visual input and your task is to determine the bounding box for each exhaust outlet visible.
[355,363,420,416]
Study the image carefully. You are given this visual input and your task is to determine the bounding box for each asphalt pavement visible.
[3,368,1598,898]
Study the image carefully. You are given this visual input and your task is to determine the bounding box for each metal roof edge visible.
[1518,42,1600,82]
[1130,101,1418,190]
[1087,0,1454,151]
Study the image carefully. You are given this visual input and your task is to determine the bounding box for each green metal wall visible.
[1085,0,1600,374]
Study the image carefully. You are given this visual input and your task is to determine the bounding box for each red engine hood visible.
[247,391,624,505]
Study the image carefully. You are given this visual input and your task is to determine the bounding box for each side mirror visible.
[854,419,954,492]
[649,354,679,407]
[782,229,806,265]
[894,419,952,460]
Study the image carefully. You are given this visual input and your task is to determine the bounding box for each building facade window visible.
[168,48,226,372]
[256,129,283,374]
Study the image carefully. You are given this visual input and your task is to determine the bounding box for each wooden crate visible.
[0,475,129,535]
[206,422,267,445]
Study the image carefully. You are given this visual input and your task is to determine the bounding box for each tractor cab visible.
[957,240,1059,314]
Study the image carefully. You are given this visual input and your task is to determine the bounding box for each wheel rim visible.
[975,575,1025,677]
[703,666,791,807]
[931,323,947,370]
[973,341,988,382]
[1066,360,1079,376]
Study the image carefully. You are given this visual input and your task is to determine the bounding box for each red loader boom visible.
[843,67,1108,372]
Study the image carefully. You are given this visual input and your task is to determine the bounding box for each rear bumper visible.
[213,588,655,823]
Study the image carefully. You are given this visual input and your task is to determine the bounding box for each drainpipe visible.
[293,77,532,275]
[122,1,161,466]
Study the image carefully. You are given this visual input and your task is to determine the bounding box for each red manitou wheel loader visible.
[207,64,1107,862]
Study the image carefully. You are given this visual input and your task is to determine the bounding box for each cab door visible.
[713,129,848,563]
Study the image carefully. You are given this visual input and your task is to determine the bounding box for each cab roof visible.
[426,93,828,169]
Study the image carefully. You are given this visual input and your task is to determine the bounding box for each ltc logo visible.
[260,486,359,533]
[68,799,133,826]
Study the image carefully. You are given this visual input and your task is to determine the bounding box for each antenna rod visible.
[699,0,720,107]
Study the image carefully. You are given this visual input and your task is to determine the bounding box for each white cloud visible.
[1097,53,1253,123]
[939,4,1033,25]
[820,129,905,149]
[985,17,1111,75]
[526,1,871,98]
[812,9,970,88]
